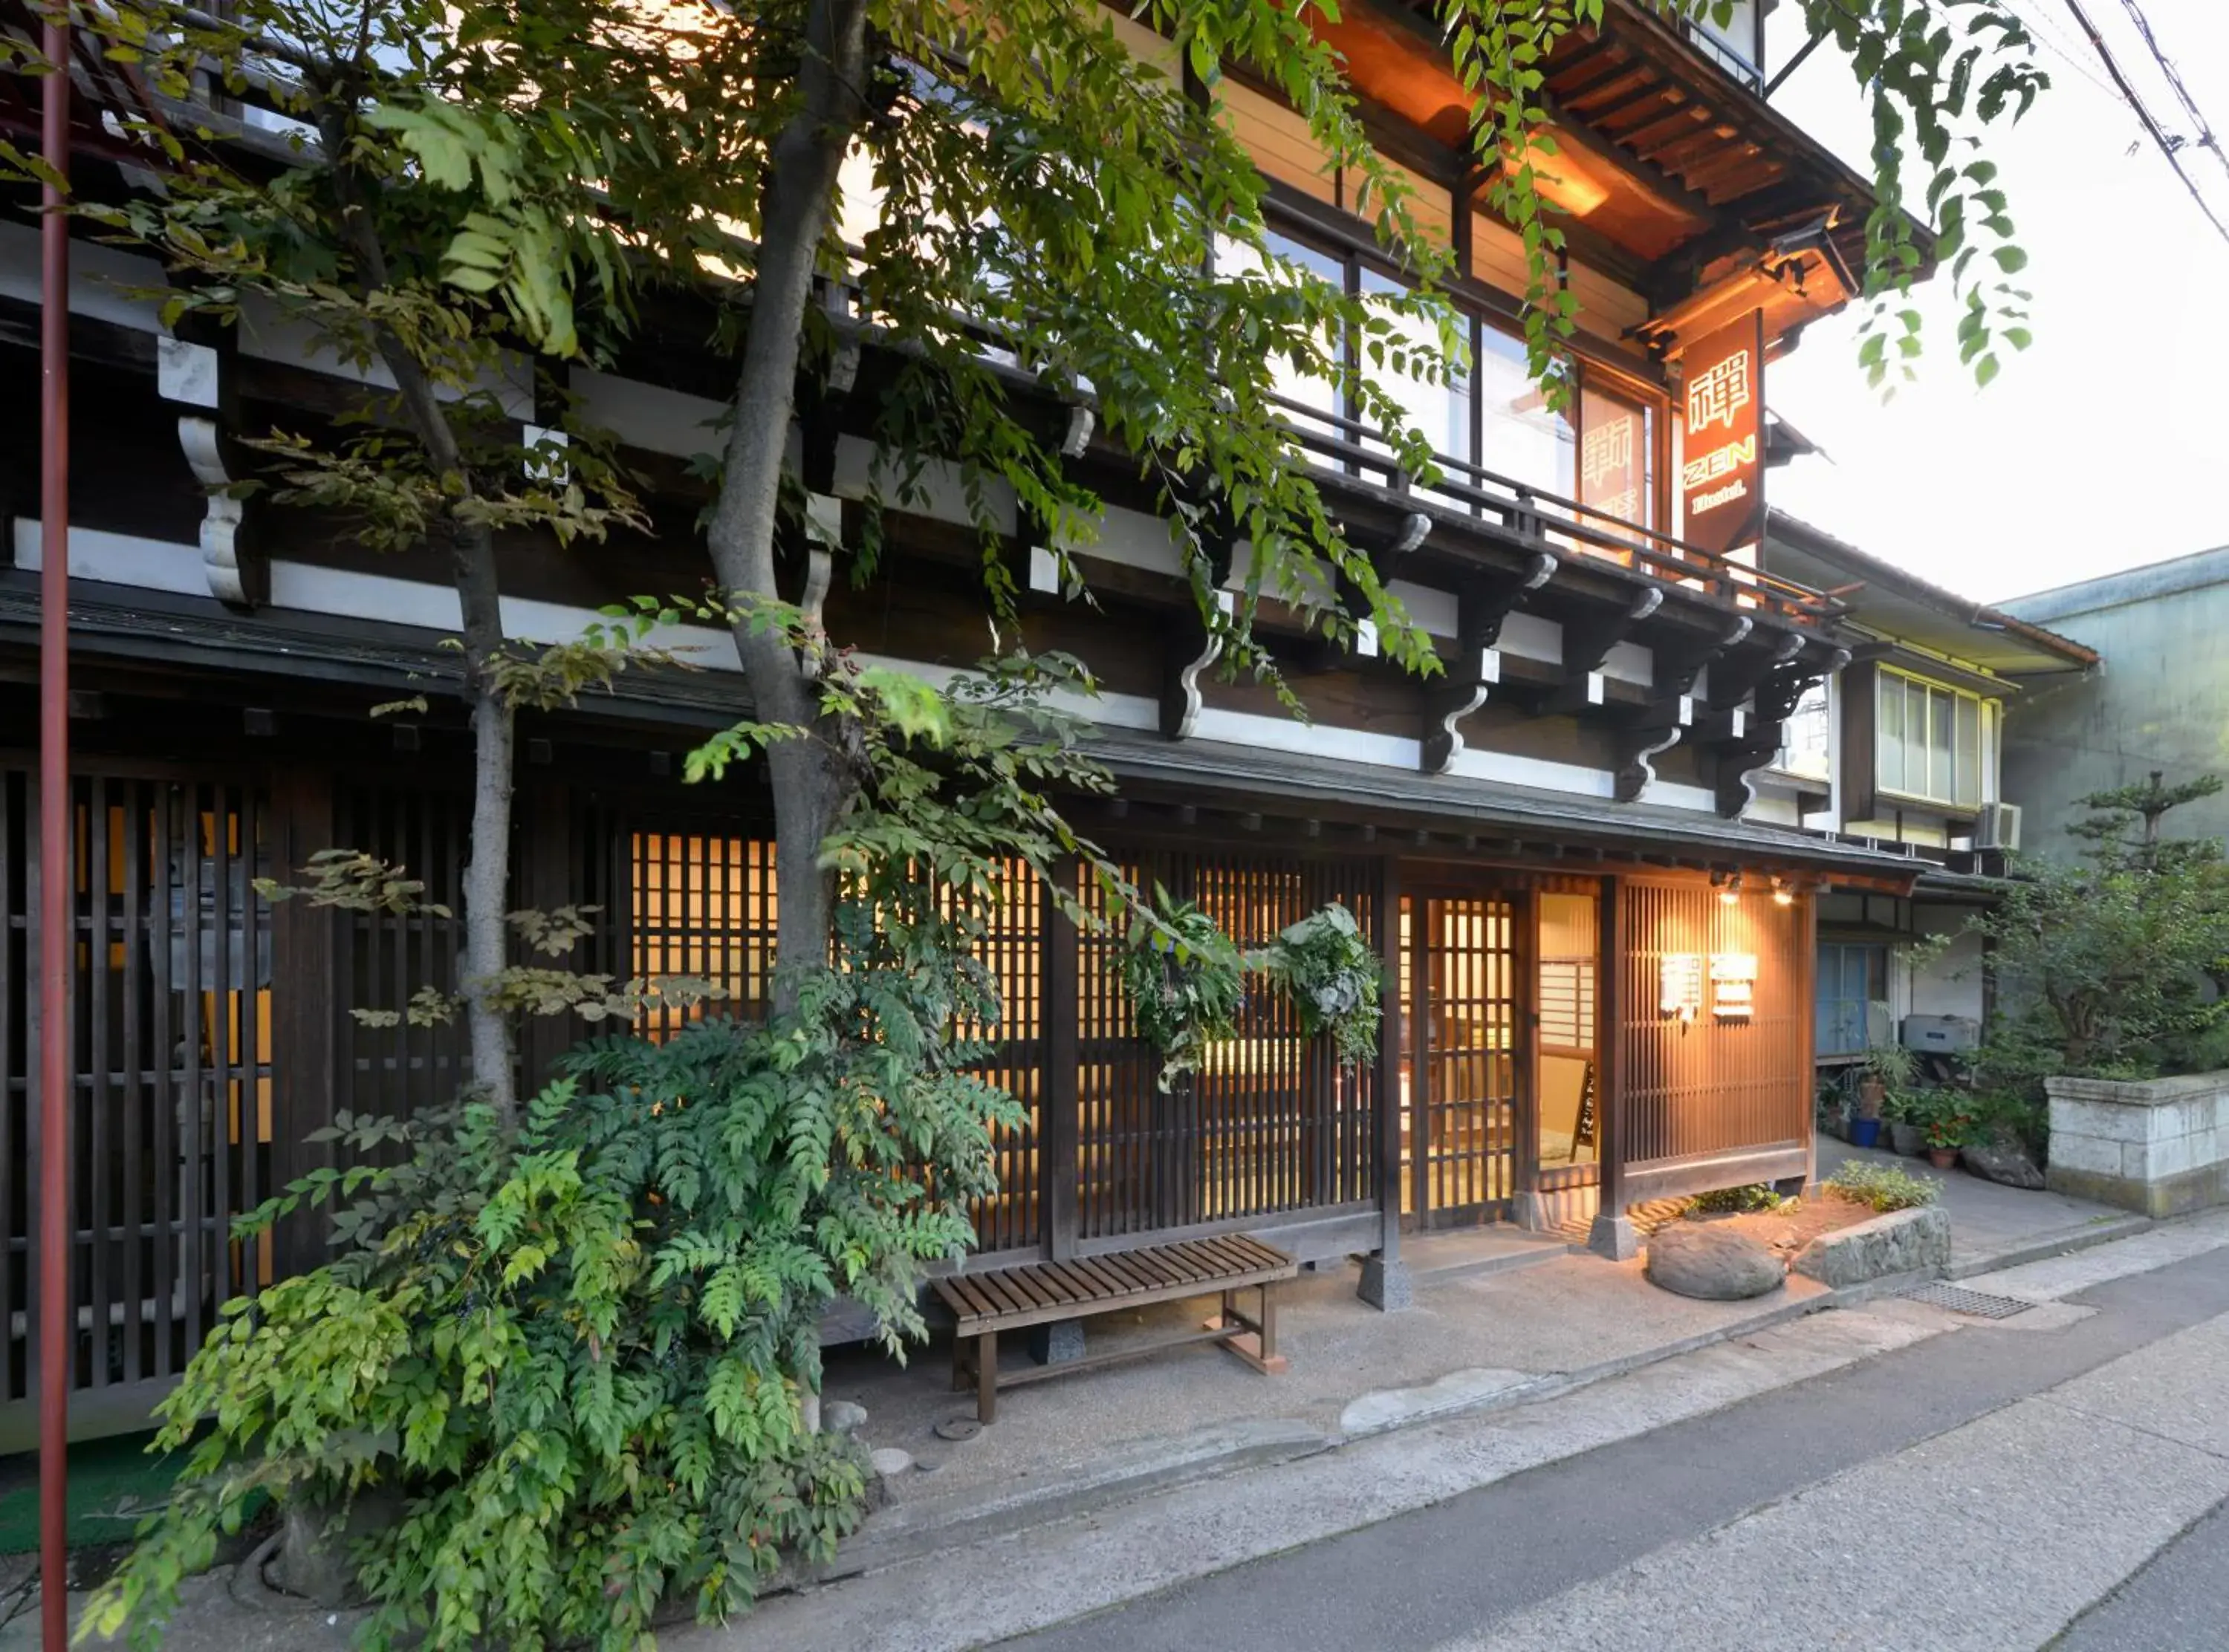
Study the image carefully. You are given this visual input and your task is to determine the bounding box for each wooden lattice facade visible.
[0,746,1850,1443]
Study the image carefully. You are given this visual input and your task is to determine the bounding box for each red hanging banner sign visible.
[1678,309,1765,560]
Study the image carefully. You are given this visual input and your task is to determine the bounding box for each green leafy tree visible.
[82,648,1122,1649]
[1973,775,2229,1086]
[3,0,752,1125]
[10,0,2057,1064]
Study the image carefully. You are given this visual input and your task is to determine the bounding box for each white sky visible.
[1761,0,2229,602]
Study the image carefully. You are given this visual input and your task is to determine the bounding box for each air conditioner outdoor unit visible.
[1973,801,2022,851]
[1902,1014,1980,1054]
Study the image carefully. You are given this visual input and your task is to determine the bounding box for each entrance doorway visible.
[1400,891,1522,1223]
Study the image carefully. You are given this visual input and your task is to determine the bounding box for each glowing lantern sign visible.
[1678,310,1765,561]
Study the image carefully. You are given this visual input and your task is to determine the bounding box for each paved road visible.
[2056,1500,2229,1651]
[997,1246,2229,1652]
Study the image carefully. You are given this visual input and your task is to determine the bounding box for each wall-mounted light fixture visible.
[1771,877,1794,907]
[1719,872,1743,908]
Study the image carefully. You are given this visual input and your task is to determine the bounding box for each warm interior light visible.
[1505,134,1611,217]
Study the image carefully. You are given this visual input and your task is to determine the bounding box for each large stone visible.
[1028,1318,1086,1365]
[1644,1225,1784,1301]
[1962,1140,2046,1190]
[1794,1204,1951,1287]
[274,1484,405,1609]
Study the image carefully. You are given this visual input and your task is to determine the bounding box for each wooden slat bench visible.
[932,1235,1299,1423]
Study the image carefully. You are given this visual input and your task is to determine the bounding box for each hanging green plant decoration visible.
[1120,889,1250,1091]
[1268,902,1383,1069]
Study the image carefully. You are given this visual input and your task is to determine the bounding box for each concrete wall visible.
[2046,1073,2229,1217]
[2002,553,2229,861]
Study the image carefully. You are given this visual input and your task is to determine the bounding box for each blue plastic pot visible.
[1849,1118,1883,1149]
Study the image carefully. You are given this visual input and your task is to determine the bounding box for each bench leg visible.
[976,1330,998,1425]
[1207,1282,1290,1376]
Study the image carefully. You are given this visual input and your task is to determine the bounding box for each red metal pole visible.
[39,7,74,1648]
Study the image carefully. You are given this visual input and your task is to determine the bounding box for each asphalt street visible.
[997,1245,2229,1652]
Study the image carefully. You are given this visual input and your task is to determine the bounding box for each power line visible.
[1999,0,2121,100]
[2113,0,2229,189]
[2063,0,2229,247]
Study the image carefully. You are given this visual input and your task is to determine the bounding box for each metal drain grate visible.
[1903,1281,2035,1320]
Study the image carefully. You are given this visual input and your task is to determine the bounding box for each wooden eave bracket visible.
[1709,640,1851,819]
[1540,585,1665,717]
[1285,509,1435,674]
[160,331,267,611]
[1614,711,1688,804]
[1159,475,1243,741]
[1420,550,1557,774]
[1611,614,1752,802]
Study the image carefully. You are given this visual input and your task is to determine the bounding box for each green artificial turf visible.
[0,1431,183,1555]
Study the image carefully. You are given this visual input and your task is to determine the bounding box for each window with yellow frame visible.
[1875,667,1999,812]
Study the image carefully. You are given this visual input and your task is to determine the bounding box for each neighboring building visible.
[4,2,1948,1441]
[1756,511,2097,1070]
[1999,547,2229,861]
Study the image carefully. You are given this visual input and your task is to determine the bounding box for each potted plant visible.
[1265,902,1383,1068]
[1882,1088,1928,1158]
[1119,889,1252,1091]
[1852,1037,1918,1150]
[1924,1105,1979,1170]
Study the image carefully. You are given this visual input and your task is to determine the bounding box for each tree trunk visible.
[312,99,524,1124]
[703,0,871,1015]
[453,523,518,1125]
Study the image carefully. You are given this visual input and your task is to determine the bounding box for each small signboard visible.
[1710,952,1759,1019]
[1660,952,1703,1021]
[1678,310,1765,560]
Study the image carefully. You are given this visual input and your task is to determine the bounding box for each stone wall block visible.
[2048,1131,2124,1177]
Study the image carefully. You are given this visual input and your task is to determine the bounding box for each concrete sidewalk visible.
[818,1238,1833,1571]
[1815,1134,2147,1275]
[11,1149,2169,1649]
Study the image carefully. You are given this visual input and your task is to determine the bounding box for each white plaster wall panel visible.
[0,221,166,334]
[13,520,207,596]
[832,435,1017,537]
[569,366,726,461]
[1497,609,1560,666]
[230,293,535,418]
[1384,579,1458,640]
[1603,639,1652,687]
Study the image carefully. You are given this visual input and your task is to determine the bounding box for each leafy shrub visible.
[1690,1183,1793,1215]
[1826,1160,1943,1213]
[1972,1088,2049,1162]
[88,877,1022,1651]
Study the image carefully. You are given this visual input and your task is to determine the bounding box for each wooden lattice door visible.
[1404,891,1522,1223]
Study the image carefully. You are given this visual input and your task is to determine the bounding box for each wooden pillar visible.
[1042,859,1080,1262]
[1360,853,1409,1308]
[1511,882,1542,1224]
[268,766,335,1281]
[1797,885,1820,1193]
[516,783,576,1094]
[1586,871,1637,1259]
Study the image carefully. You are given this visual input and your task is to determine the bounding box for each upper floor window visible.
[1778,679,1832,784]
[1877,669,1995,811]
[1687,0,1763,85]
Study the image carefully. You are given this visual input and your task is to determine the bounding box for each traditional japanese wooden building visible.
[2,0,1937,1443]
